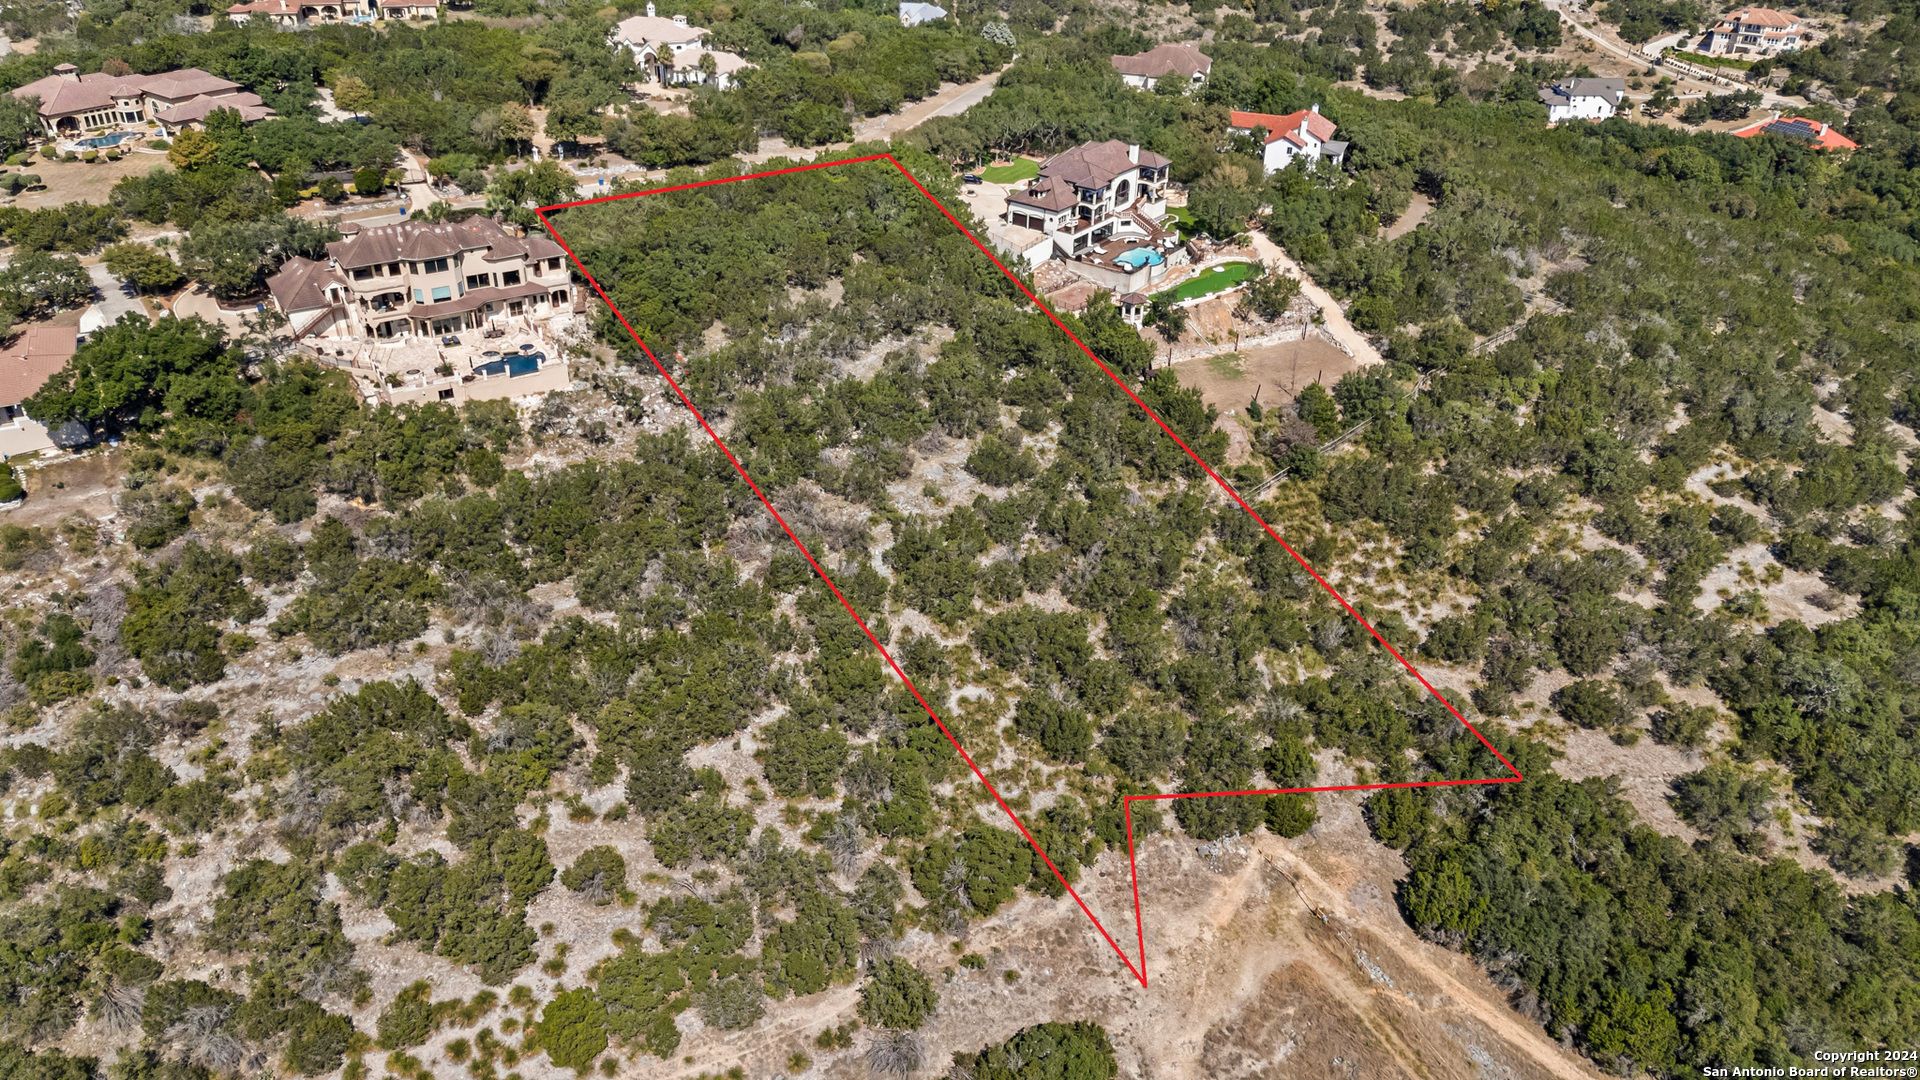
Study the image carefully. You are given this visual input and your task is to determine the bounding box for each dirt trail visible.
[1258,835,1609,1080]
[1245,231,1384,368]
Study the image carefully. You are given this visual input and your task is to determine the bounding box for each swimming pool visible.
[1114,247,1164,271]
[78,133,139,149]
[473,353,543,378]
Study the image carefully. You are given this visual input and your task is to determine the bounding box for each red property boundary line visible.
[536,153,1523,988]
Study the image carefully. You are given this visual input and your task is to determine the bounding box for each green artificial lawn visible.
[1152,261,1256,303]
[979,158,1040,183]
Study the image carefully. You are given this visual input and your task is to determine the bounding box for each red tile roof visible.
[1731,115,1859,150]
[1719,6,1799,28]
[0,326,78,409]
[1229,108,1338,145]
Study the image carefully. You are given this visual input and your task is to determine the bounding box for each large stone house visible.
[1695,6,1808,55]
[1228,107,1346,173]
[998,140,1187,293]
[269,217,577,344]
[1110,43,1211,91]
[226,0,438,27]
[1538,78,1626,123]
[10,64,275,137]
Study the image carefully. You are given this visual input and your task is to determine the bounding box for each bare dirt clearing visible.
[1168,336,1359,415]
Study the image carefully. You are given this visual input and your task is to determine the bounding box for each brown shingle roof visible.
[1038,140,1171,191]
[154,91,276,126]
[328,217,559,270]
[0,326,78,409]
[268,257,349,313]
[1008,176,1079,213]
[1110,43,1211,80]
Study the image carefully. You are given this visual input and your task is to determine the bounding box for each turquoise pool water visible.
[1115,247,1164,270]
[79,133,139,149]
[475,353,543,378]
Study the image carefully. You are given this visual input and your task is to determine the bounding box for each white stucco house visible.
[655,45,755,90]
[611,4,710,76]
[1696,6,1809,55]
[898,2,947,26]
[1537,78,1626,123]
[1228,106,1346,174]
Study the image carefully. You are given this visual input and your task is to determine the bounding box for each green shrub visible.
[1265,793,1317,837]
[537,989,608,1073]
[856,958,938,1031]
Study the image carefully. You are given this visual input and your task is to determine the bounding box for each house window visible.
[421,257,449,274]
[352,267,375,280]
[548,258,562,271]
[0,404,23,428]
[1011,213,1031,229]
[439,388,454,400]
[388,262,401,275]
[551,290,567,305]
[501,269,522,286]
[414,289,425,303]
[431,286,451,302]
[508,300,525,315]
[466,274,491,290]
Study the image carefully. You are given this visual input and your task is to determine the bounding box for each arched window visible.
[1114,178,1131,204]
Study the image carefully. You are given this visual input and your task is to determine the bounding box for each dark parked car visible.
[962,173,985,184]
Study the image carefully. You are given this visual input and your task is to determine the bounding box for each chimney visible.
[1310,102,1320,113]
[54,63,79,82]
[1127,143,1139,164]
[645,1,654,14]
[671,12,686,23]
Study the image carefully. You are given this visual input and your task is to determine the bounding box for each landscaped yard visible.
[1152,261,1256,304]
[979,158,1039,183]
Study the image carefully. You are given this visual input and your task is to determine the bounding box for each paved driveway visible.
[80,262,148,335]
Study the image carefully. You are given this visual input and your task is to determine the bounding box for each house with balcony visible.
[996,140,1188,294]
[1694,6,1808,55]
[1228,106,1346,174]
[270,217,577,344]
[10,64,275,138]
[271,217,580,404]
